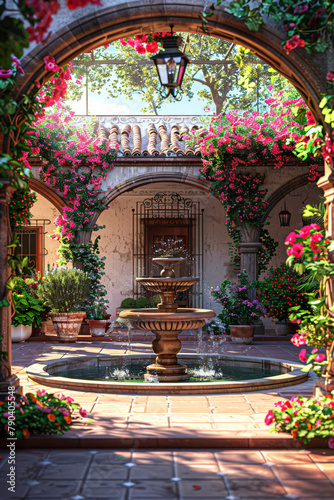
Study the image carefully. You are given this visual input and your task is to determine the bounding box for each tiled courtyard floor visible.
[1,338,333,499]
[7,339,319,448]
[1,448,334,499]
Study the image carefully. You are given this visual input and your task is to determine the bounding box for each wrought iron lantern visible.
[279,202,291,227]
[150,27,190,100]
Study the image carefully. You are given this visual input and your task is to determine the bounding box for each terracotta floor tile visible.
[175,463,219,479]
[227,478,286,497]
[216,451,265,464]
[273,464,327,481]
[82,479,127,498]
[130,464,174,479]
[316,463,334,481]
[91,451,132,464]
[169,404,210,414]
[174,451,217,465]
[310,450,334,463]
[87,464,128,480]
[220,464,275,479]
[262,450,313,464]
[126,479,177,498]
[283,480,334,497]
[179,479,227,498]
[132,451,173,464]
[168,414,212,423]
[25,479,82,498]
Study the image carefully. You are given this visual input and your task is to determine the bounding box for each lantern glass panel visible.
[157,64,168,85]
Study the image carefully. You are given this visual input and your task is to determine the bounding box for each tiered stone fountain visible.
[27,256,309,393]
[119,257,215,381]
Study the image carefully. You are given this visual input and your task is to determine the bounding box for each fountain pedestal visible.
[119,258,215,382]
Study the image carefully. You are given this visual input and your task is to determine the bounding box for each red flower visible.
[299,349,307,363]
[314,354,326,362]
[285,232,296,245]
[291,243,303,259]
[264,410,275,425]
[327,71,334,82]
[0,69,13,78]
[299,226,311,238]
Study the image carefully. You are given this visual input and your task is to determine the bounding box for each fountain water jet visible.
[119,257,215,381]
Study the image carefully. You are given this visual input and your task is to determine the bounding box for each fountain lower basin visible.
[26,354,308,395]
[120,308,215,381]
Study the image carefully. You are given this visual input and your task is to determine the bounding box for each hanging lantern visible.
[279,202,291,227]
[150,26,190,100]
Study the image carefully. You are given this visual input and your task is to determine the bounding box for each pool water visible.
[53,360,282,383]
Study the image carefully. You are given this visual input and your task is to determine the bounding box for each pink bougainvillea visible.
[119,33,170,54]
[25,0,102,43]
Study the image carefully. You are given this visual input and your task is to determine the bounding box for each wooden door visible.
[144,220,193,306]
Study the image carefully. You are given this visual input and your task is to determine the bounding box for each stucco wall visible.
[95,180,323,321]
[95,183,231,320]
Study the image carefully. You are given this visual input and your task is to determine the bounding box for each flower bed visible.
[265,394,334,448]
[0,390,89,439]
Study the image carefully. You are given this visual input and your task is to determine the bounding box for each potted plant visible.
[87,303,108,336]
[255,263,310,336]
[210,271,266,344]
[37,267,90,343]
[7,278,45,342]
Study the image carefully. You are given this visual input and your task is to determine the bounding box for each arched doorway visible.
[18,1,330,127]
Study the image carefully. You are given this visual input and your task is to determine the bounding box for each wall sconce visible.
[279,202,291,227]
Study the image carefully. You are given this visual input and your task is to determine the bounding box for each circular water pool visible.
[26,354,307,394]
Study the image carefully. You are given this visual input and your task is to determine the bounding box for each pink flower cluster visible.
[119,33,170,54]
[31,102,116,240]
[285,224,328,262]
[197,92,319,180]
[25,0,101,43]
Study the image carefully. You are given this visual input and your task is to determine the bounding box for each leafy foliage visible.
[255,264,309,322]
[0,389,89,440]
[210,271,266,331]
[201,1,334,55]
[265,394,334,448]
[68,36,288,115]
[7,277,44,327]
[37,267,90,313]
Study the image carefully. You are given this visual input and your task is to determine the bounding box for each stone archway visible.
[18,0,331,128]
[261,173,311,224]
[28,178,66,213]
[80,171,212,244]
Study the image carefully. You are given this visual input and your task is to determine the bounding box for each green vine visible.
[201,1,334,54]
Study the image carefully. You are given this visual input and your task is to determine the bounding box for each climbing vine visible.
[201,1,334,54]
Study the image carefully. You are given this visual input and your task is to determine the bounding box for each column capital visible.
[238,242,262,254]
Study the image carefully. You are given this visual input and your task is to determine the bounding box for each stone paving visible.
[0,448,334,499]
[3,339,320,448]
[1,338,333,499]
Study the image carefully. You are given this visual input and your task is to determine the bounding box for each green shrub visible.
[120,297,136,308]
[37,267,90,313]
[135,297,149,308]
[148,294,161,308]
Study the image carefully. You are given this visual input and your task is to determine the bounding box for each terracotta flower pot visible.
[87,319,107,336]
[229,325,255,345]
[49,312,86,343]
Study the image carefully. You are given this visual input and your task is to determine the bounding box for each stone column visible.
[0,181,22,397]
[315,165,334,394]
[238,242,262,283]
